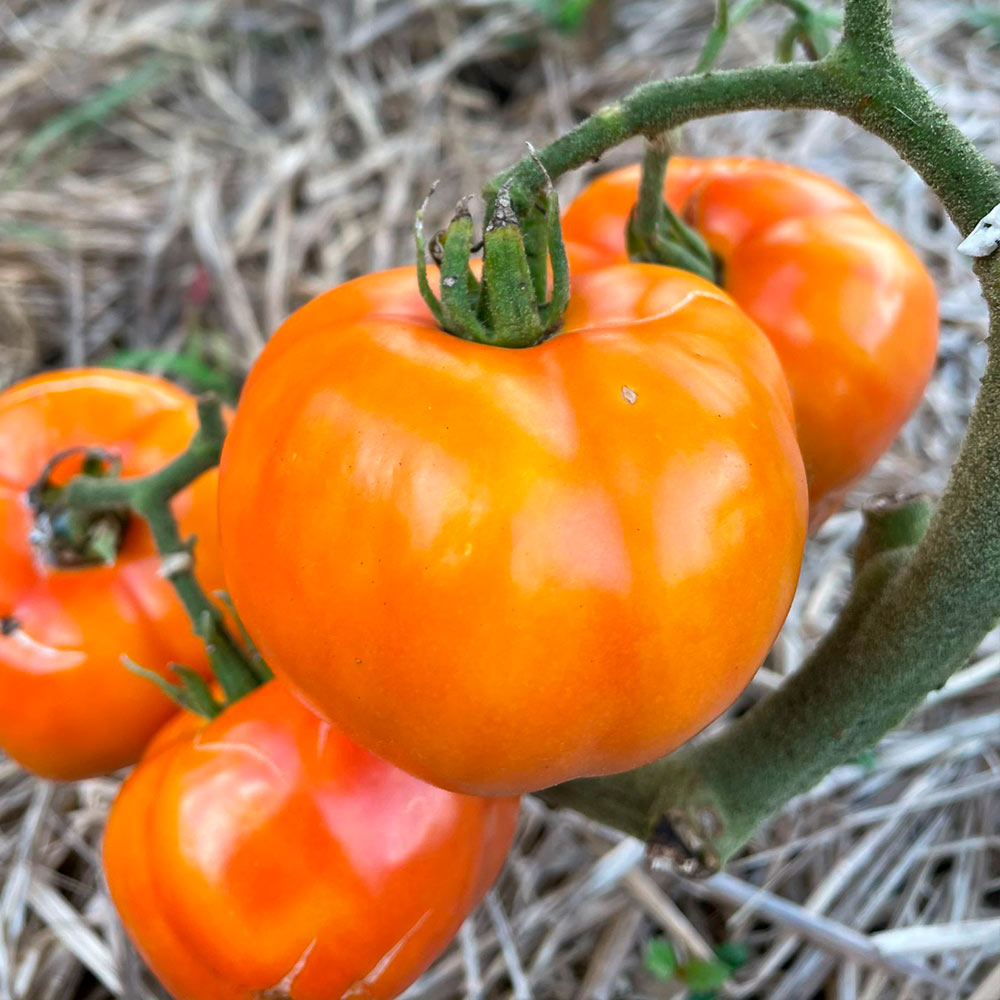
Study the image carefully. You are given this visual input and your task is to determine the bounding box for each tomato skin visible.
[103,681,520,1000]
[562,157,939,528]
[0,369,224,780]
[219,263,807,795]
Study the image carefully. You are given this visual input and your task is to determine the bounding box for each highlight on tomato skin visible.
[218,261,808,797]
[103,680,521,1000]
[0,368,225,781]
[561,156,940,531]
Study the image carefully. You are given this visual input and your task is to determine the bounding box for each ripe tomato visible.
[103,680,520,1000]
[562,157,939,528]
[0,369,224,780]
[219,263,807,795]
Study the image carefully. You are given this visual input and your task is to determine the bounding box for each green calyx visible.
[27,448,130,569]
[416,163,570,349]
[626,136,719,284]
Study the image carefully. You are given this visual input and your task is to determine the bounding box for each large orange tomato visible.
[0,369,223,780]
[104,680,519,1000]
[219,263,807,795]
[562,157,939,528]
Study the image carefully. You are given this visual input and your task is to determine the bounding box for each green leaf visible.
[644,938,678,980]
[714,940,749,969]
[680,957,733,992]
[521,0,599,33]
[101,346,240,403]
[3,58,168,189]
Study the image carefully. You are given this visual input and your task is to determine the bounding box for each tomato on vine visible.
[562,156,939,529]
[0,369,225,780]
[219,223,807,795]
[104,680,519,1000]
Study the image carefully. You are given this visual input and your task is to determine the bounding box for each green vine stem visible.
[60,397,268,711]
[487,5,997,236]
[525,0,1000,869]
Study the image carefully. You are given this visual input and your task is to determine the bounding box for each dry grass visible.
[1,0,999,997]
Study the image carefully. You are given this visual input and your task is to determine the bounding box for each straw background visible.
[0,1,998,997]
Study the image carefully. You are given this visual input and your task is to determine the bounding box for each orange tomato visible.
[219,263,807,795]
[562,157,939,528]
[0,369,223,780]
[103,680,519,1000]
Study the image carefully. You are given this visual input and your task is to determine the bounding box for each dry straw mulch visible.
[1,1,999,997]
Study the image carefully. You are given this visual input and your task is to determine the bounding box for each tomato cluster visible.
[0,156,937,1000]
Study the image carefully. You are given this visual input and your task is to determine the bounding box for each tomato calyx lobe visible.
[27,446,130,570]
[625,201,719,282]
[416,169,570,349]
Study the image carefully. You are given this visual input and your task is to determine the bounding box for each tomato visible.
[218,263,807,795]
[562,157,939,528]
[103,680,520,1000]
[0,369,224,780]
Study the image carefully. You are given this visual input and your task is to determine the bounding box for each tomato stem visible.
[625,135,718,283]
[59,396,269,716]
